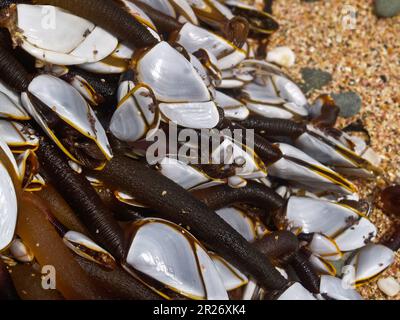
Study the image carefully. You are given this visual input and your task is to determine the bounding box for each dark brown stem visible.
[240,116,307,140]
[33,0,159,49]
[192,180,285,212]
[290,248,320,294]
[94,154,289,291]
[254,231,299,266]
[75,256,163,300]
[36,136,126,261]
[0,40,32,92]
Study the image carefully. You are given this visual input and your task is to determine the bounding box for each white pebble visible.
[266,47,296,68]
[377,277,400,297]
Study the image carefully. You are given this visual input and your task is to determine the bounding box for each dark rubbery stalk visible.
[94,154,289,292]
[239,116,307,140]
[191,180,285,212]
[36,136,127,261]
[0,41,32,92]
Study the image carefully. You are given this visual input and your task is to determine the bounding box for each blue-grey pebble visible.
[332,92,362,118]
[375,0,400,18]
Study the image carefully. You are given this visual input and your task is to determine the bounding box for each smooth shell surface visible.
[347,244,395,285]
[211,254,248,291]
[110,81,159,142]
[158,157,222,190]
[278,282,316,300]
[320,275,363,300]
[17,5,118,65]
[286,196,359,237]
[126,219,228,300]
[268,143,357,195]
[0,120,39,151]
[214,90,249,120]
[308,233,342,261]
[176,23,246,70]
[159,101,220,129]
[0,141,18,251]
[0,92,29,120]
[137,42,211,103]
[334,217,377,252]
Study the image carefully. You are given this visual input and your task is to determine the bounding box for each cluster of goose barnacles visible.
[0,0,398,300]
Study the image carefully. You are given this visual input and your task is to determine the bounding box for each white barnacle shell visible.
[0,81,27,119]
[214,90,249,120]
[0,90,29,121]
[211,137,268,181]
[176,23,246,70]
[295,125,379,178]
[333,217,377,252]
[159,101,220,129]
[110,80,160,143]
[285,196,360,237]
[158,157,224,190]
[139,0,176,18]
[319,275,363,300]
[136,41,220,129]
[242,81,308,118]
[63,231,116,269]
[137,42,210,103]
[268,143,357,195]
[125,218,228,300]
[0,139,19,252]
[246,103,296,120]
[308,254,336,276]
[0,120,39,152]
[170,0,199,25]
[210,253,248,291]
[119,0,158,30]
[346,244,395,286]
[15,149,39,189]
[14,4,118,65]
[80,48,133,74]
[21,74,112,168]
[239,59,309,113]
[9,238,34,263]
[277,282,316,300]
[308,233,342,261]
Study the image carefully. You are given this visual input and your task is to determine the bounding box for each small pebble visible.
[332,92,362,118]
[266,46,296,68]
[377,277,400,297]
[374,0,400,18]
[300,67,333,93]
